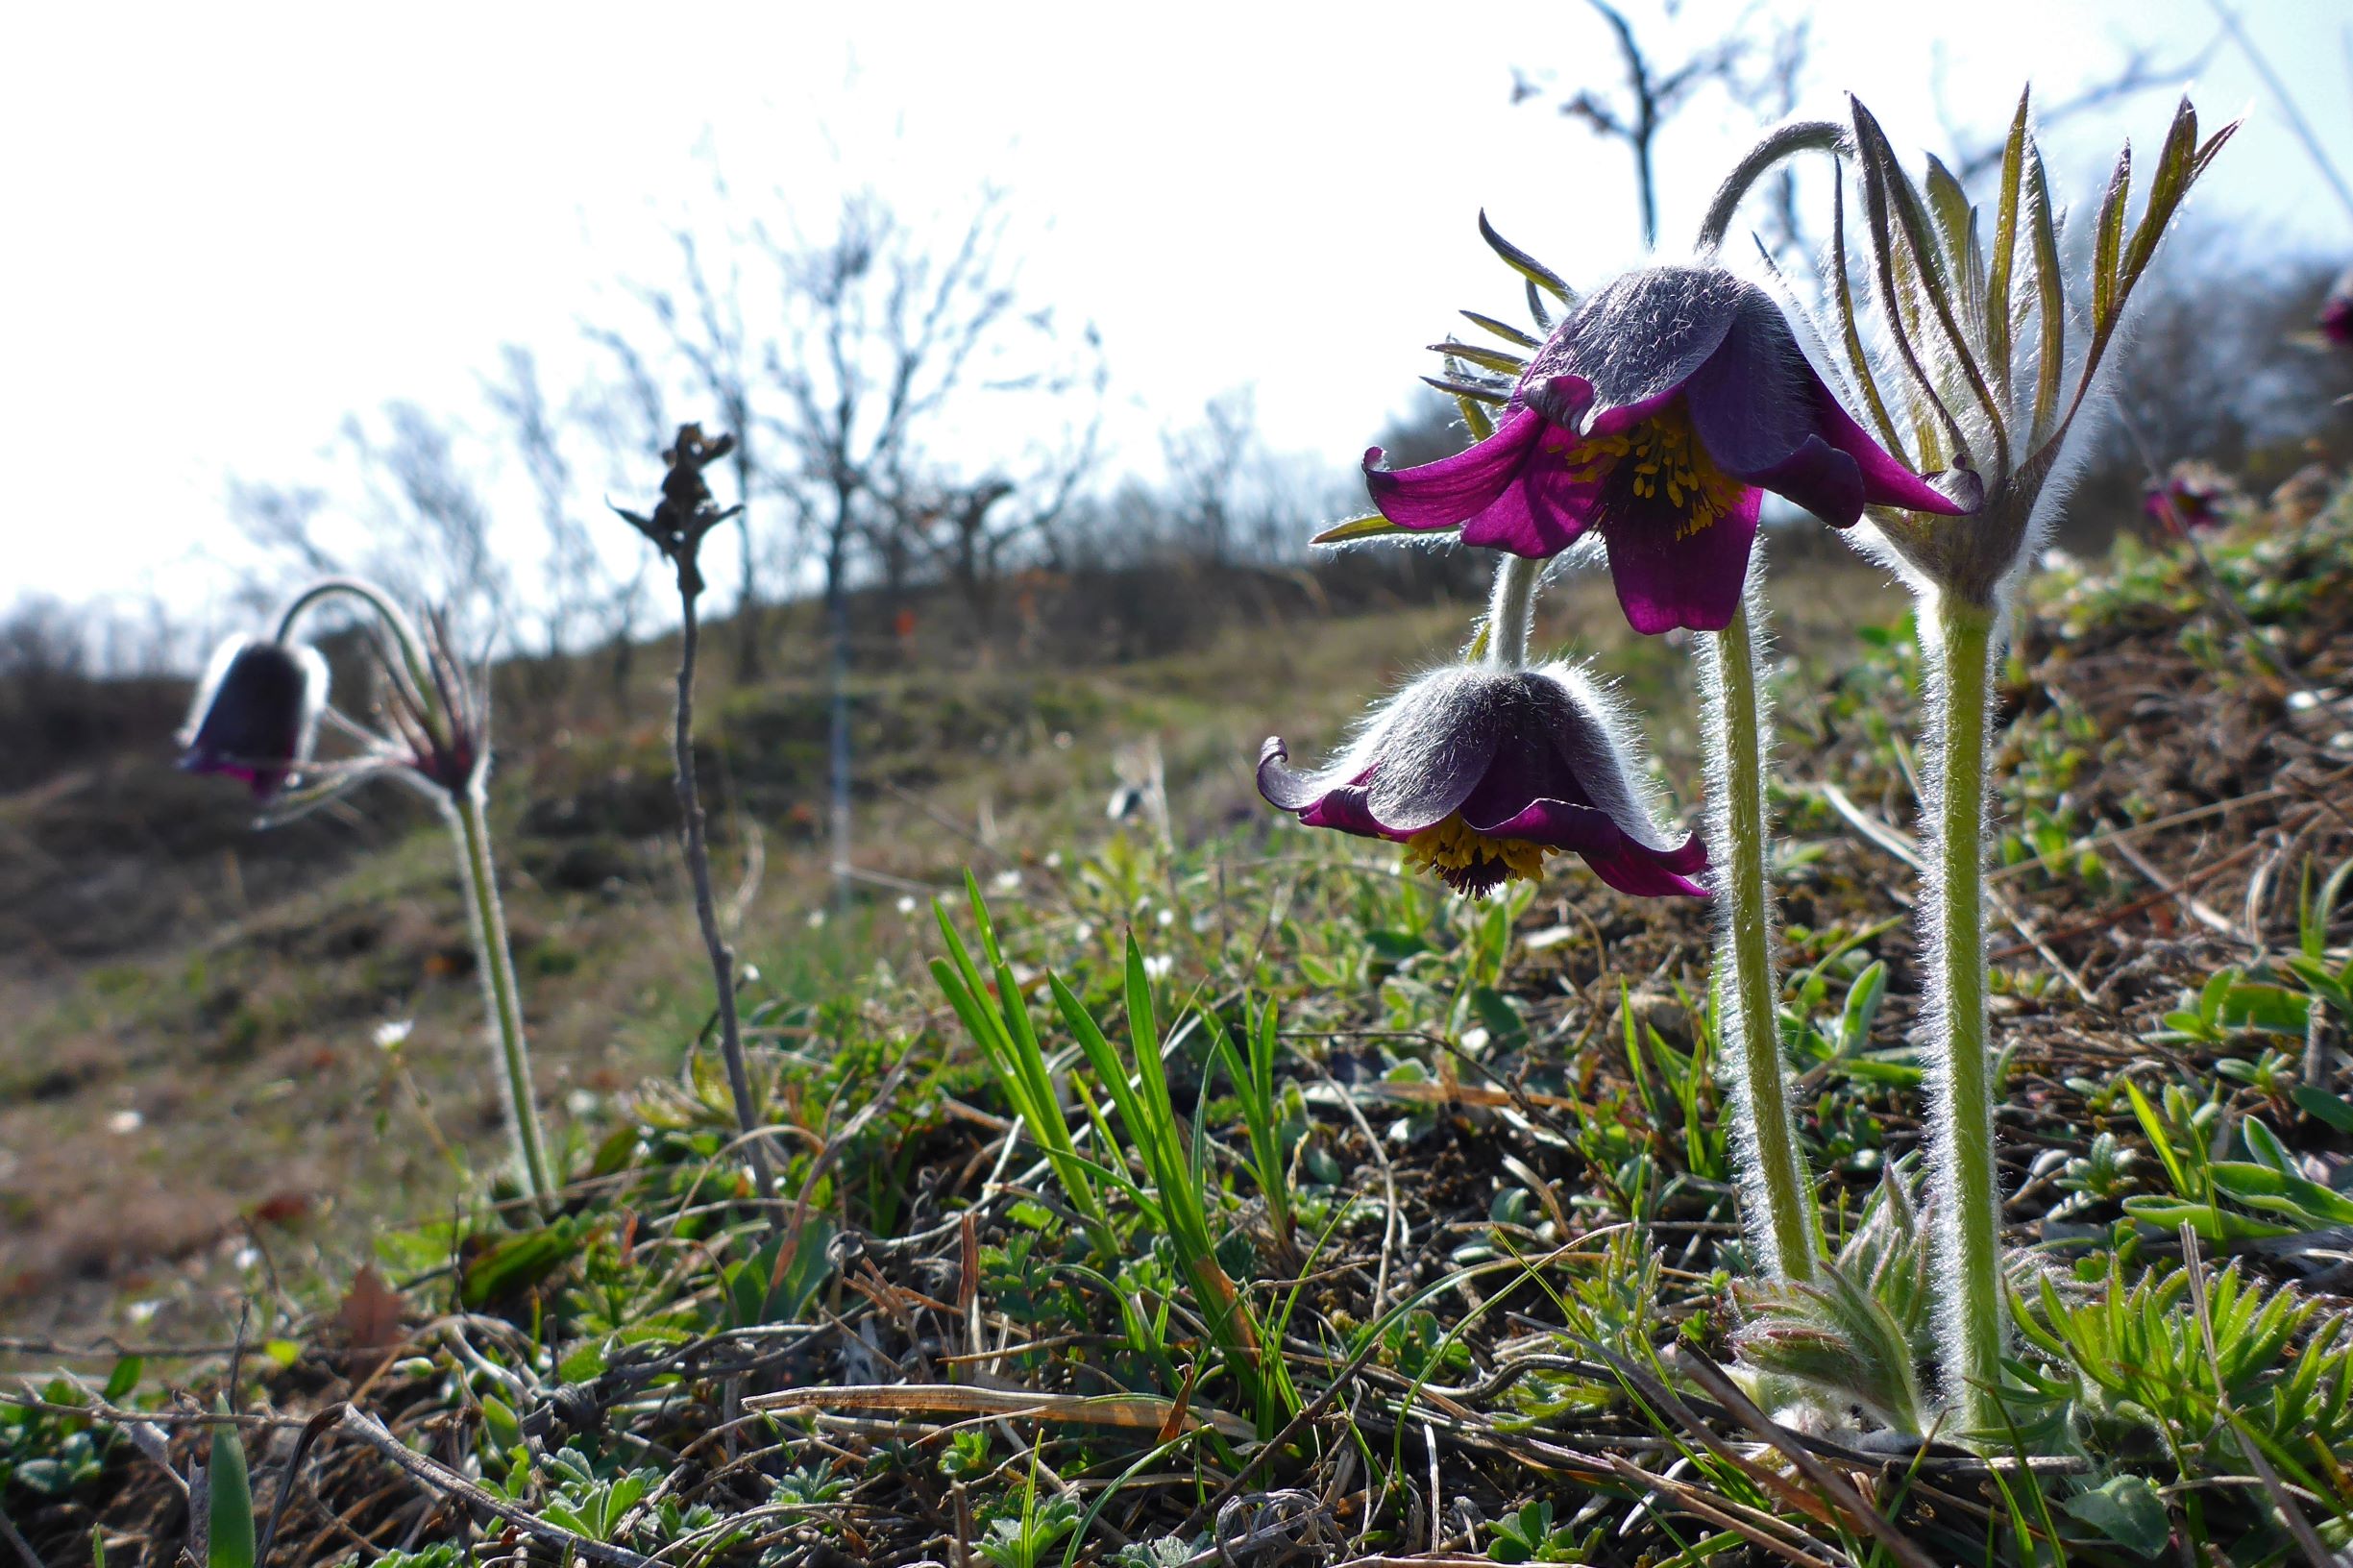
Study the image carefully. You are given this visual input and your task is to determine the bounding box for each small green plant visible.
[975,1464,1081,1568]
[721,1217,839,1329]
[1736,1166,1934,1433]
[1485,1500,1580,1564]
[359,1548,467,1568]
[0,1360,135,1500]
[772,1460,851,1507]
[938,1429,992,1479]
[1048,940,1301,1435]
[537,1448,661,1546]
[2016,1255,2353,1512]
[936,882,1300,1437]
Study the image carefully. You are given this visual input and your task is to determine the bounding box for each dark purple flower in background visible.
[177,637,327,798]
[2320,267,2353,349]
[1258,664,1707,898]
[1362,267,1970,635]
[2142,460,2238,536]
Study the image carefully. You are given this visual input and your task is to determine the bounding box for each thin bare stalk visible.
[673,579,775,1203]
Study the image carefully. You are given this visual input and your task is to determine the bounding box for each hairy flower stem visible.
[1694,119,1849,254]
[275,578,552,1204]
[1704,593,1819,1281]
[1487,554,1543,669]
[672,580,776,1205]
[1925,593,2004,1432]
[449,785,555,1203]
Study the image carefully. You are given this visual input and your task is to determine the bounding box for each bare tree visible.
[1513,0,1781,248]
[1163,390,1262,567]
[225,405,509,652]
[226,479,340,582]
[483,346,600,670]
[875,326,1105,635]
[340,403,511,643]
[757,190,1066,894]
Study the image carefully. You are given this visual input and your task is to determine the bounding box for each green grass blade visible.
[207,1406,255,1568]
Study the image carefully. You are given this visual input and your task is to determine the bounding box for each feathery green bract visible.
[1834,90,2238,516]
[1311,513,1415,546]
[1425,339,1529,378]
[1735,1166,1933,1433]
[1477,208,1572,304]
[1459,308,1543,351]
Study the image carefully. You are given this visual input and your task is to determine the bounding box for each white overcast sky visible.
[5,0,2349,643]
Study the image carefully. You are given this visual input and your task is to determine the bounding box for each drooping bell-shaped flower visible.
[178,593,490,812]
[177,637,328,798]
[1258,663,1706,898]
[2320,267,2353,349]
[1362,266,1967,634]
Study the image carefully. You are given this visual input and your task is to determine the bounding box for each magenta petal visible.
[1813,392,1972,516]
[1468,796,1622,854]
[1745,434,1867,527]
[1362,686,1503,832]
[1540,711,1707,864]
[1458,449,1601,556]
[1517,372,1598,432]
[1297,785,1387,839]
[1677,295,1817,473]
[177,638,322,802]
[1473,799,1708,896]
[1599,487,1763,635]
[1526,268,1742,431]
[1579,838,1711,897]
[1364,406,1547,531]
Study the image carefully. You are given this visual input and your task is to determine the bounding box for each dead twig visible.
[334,1407,659,1568]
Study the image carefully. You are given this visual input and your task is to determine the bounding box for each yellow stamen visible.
[1552,400,1745,541]
[1402,814,1552,896]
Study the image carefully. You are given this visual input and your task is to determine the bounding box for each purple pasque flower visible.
[1258,662,1706,898]
[1363,266,1969,635]
[180,595,489,813]
[177,637,328,798]
[2321,268,2353,349]
[2142,460,2237,535]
